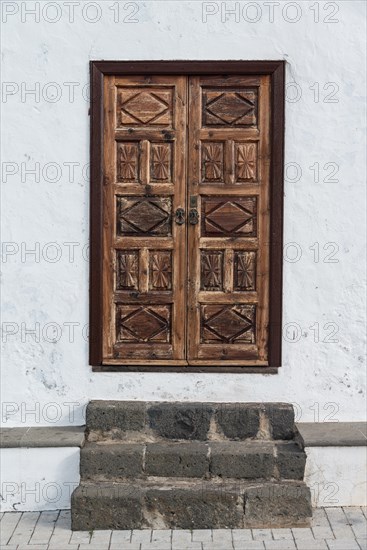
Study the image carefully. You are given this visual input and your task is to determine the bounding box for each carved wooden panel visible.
[201,304,256,344]
[149,251,172,290]
[234,251,256,291]
[150,143,172,182]
[116,251,139,290]
[117,87,173,127]
[201,142,224,182]
[102,75,186,364]
[117,142,140,182]
[102,73,272,367]
[116,305,171,343]
[202,89,257,127]
[236,142,258,182]
[202,197,257,236]
[187,75,270,365]
[200,251,223,291]
[117,196,172,236]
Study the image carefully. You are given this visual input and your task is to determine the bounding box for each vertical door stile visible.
[102,76,116,360]
[172,76,188,360]
[187,76,201,362]
[257,76,271,361]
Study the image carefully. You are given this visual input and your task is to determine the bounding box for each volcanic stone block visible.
[80,443,144,479]
[210,442,274,479]
[276,442,306,480]
[266,403,295,440]
[71,483,143,530]
[145,485,244,528]
[243,482,312,527]
[145,442,208,477]
[86,400,146,432]
[147,403,213,440]
[215,403,260,439]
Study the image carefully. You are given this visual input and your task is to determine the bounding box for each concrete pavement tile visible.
[252,530,273,541]
[326,539,360,550]
[294,540,328,550]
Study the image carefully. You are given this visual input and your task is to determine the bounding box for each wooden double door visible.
[101,73,272,367]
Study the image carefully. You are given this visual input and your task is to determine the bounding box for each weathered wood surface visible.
[102,75,271,366]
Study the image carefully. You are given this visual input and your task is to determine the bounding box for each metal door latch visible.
[175,207,185,225]
[189,196,199,225]
[189,209,199,225]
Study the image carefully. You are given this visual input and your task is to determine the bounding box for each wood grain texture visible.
[91,60,283,76]
[89,62,104,365]
[268,62,285,368]
[101,75,186,363]
[187,75,271,365]
[90,61,284,369]
[102,76,116,360]
[257,76,271,361]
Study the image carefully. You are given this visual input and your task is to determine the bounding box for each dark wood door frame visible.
[89,60,285,373]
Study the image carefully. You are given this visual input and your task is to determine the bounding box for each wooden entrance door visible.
[187,76,270,366]
[103,76,187,365]
[90,62,284,370]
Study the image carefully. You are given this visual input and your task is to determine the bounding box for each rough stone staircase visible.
[71,401,312,530]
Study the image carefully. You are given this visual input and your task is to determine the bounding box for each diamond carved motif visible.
[203,197,257,236]
[118,88,173,126]
[117,197,171,236]
[203,90,257,127]
[201,304,256,344]
[117,305,171,343]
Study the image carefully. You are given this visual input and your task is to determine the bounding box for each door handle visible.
[189,196,199,225]
[189,209,199,225]
[175,207,185,225]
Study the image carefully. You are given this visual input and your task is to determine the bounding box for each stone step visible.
[80,440,306,481]
[86,401,295,441]
[71,479,312,530]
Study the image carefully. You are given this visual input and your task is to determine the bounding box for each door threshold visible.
[93,365,278,374]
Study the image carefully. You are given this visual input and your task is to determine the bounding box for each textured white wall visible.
[1,1,366,427]
[0,448,80,511]
[305,446,367,507]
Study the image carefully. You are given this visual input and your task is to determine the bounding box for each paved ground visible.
[0,508,366,550]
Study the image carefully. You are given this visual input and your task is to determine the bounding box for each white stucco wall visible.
[0,447,80,511]
[305,446,367,507]
[1,0,366,427]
